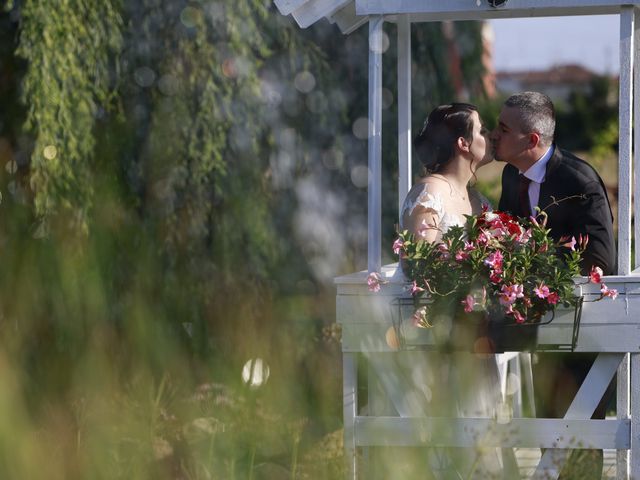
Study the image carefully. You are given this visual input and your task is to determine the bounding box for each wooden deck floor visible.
[515,448,617,479]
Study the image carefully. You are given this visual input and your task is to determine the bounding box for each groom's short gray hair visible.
[505,91,555,147]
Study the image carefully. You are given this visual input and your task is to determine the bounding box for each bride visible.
[402,102,492,238]
[399,103,515,479]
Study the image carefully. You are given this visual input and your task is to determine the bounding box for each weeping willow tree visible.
[0,2,488,478]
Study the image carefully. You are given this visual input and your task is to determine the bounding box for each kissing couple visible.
[400,91,615,479]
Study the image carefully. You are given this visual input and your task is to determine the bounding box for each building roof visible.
[496,64,597,86]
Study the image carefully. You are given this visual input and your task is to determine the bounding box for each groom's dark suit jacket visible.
[498,145,616,275]
[500,146,616,479]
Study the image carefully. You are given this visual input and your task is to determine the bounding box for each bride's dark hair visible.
[414,103,478,175]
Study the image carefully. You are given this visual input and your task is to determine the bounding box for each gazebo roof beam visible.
[357,0,640,18]
[330,2,369,35]
[275,0,352,29]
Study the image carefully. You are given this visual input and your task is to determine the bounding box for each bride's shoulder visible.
[407,177,450,198]
[402,179,447,217]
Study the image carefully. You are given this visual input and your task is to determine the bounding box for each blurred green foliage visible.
[0,2,490,478]
[555,75,619,159]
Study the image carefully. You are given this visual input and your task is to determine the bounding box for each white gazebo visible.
[276,1,640,478]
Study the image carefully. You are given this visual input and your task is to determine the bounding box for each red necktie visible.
[518,174,532,218]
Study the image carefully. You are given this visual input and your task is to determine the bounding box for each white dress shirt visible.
[521,145,554,214]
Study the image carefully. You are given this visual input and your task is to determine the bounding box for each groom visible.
[492,91,616,479]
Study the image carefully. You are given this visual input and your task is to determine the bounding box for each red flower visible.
[546,292,560,305]
[506,221,522,236]
[589,266,603,284]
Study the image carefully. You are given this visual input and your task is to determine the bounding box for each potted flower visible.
[371,209,617,353]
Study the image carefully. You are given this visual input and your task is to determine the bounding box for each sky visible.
[489,15,619,74]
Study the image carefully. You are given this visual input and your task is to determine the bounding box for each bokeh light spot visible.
[180,6,201,28]
[382,88,394,109]
[322,148,344,170]
[5,160,17,174]
[350,165,369,188]
[369,31,390,54]
[242,358,270,388]
[385,326,400,350]
[43,145,57,160]
[294,71,315,93]
[158,74,179,96]
[352,117,370,140]
[473,336,495,355]
[134,66,156,88]
[222,59,237,79]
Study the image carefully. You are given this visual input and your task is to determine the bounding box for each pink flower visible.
[367,272,384,292]
[455,250,469,262]
[498,283,524,306]
[410,281,425,295]
[517,228,532,244]
[589,266,603,284]
[560,236,577,251]
[534,283,550,299]
[477,231,490,246]
[464,240,476,251]
[600,283,618,300]
[546,292,560,305]
[512,309,526,324]
[392,238,404,255]
[461,294,475,313]
[484,250,504,269]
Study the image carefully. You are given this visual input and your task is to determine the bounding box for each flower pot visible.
[392,296,583,353]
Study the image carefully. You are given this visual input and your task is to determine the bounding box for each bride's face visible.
[468,111,493,168]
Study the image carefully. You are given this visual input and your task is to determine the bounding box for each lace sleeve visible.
[402,183,445,219]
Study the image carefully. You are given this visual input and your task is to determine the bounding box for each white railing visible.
[337,265,640,478]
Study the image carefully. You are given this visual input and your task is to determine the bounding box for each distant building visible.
[495,64,602,104]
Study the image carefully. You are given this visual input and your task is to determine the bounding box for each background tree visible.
[0,2,488,477]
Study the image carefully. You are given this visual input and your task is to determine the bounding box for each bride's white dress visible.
[397,182,515,479]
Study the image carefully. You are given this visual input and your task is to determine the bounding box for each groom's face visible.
[491,106,531,164]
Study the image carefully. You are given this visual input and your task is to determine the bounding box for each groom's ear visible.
[527,132,541,149]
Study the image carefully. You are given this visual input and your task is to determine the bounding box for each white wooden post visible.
[617,353,630,479]
[634,6,640,271]
[619,6,634,276]
[397,15,412,224]
[343,353,358,479]
[631,353,640,478]
[368,15,383,274]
